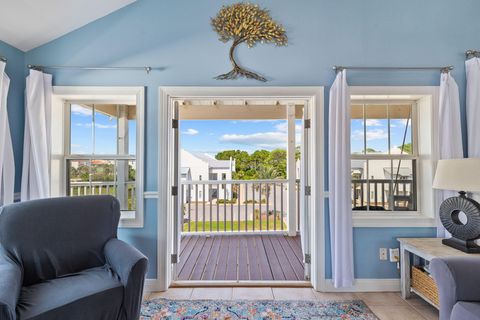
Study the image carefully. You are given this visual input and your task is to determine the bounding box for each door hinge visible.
[172,119,179,129]
[305,186,311,196]
[304,119,311,129]
[171,254,178,264]
[171,186,178,196]
[304,254,311,264]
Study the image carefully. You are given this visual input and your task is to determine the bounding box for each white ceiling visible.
[0,0,136,52]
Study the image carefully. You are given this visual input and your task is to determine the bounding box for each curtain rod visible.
[333,65,453,73]
[27,64,165,74]
[466,50,480,58]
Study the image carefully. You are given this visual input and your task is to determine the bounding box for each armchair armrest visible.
[431,257,480,320]
[104,238,148,320]
[0,251,22,320]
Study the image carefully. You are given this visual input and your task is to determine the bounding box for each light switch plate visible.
[379,248,388,260]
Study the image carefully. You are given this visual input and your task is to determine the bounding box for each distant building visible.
[181,149,235,202]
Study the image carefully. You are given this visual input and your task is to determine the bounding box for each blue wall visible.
[0,40,25,193]
[20,0,480,279]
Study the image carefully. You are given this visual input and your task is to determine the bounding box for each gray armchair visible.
[0,195,148,320]
[431,257,480,320]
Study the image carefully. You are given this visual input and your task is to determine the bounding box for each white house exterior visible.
[181,149,235,202]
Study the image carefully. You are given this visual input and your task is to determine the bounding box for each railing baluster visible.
[237,184,241,232]
[230,185,234,232]
[188,185,191,232]
[203,183,206,232]
[246,183,250,232]
[259,183,262,231]
[209,184,212,232]
[251,183,256,231]
[216,184,219,232]
[224,185,227,232]
[297,180,300,231]
[273,182,277,231]
[195,184,199,232]
[281,182,284,230]
[266,183,269,231]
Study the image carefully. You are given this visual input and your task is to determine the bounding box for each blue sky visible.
[70,104,136,155]
[180,119,302,154]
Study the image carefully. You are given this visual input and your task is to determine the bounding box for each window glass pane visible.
[115,159,136,211]
[391,159,416,211]
[365,105,388,154]
[67,159,91,196]
[94,105,118,155]
[351,159,367,210]
[90,159,116,196]
[389,104,413,155]
[367,159,392,211]
[351,105,364,154]
[70,104,93,154]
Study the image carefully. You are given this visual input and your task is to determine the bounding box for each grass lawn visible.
[183,216,287,232]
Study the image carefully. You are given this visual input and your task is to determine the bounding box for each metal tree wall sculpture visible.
[211,2,287,82]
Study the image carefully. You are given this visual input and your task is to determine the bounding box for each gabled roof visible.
[191,153,231,169]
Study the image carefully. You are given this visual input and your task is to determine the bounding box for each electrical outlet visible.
[379,248,388,260]
[389,248,400,262]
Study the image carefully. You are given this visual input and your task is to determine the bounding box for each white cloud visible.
[220,132,287,149]
[391,119,410,128]
[364,119,383,127]
[352,129,388,141]
[182,128,199,136]
[71,104,92,116]
[275,122,302,133]
[74,123,116,129]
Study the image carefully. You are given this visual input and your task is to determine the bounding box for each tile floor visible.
[144,287,439,320]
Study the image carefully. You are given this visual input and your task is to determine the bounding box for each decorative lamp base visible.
[442,237,480,253]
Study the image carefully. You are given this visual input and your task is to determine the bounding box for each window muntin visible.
[351,102,417,212]
[66,103,137,213]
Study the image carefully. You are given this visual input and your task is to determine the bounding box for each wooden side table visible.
[397,238,480,307]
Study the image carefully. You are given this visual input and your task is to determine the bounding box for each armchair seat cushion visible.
[17,265,124,320]
[451,302,480,320]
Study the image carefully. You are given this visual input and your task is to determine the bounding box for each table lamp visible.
[433,158,480,253]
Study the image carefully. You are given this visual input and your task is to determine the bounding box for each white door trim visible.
[157,86,325,291]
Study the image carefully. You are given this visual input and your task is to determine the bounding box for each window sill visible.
[353,212,436,227]
[119,211,144,228]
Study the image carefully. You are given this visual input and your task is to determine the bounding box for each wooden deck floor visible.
[177,234,305,281]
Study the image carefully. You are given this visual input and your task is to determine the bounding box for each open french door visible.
[171,101,182,279]
[300,103,311,280]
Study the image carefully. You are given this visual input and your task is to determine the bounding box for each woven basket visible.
[411,266,439,307]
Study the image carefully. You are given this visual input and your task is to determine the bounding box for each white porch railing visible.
[180,179,301,233]
[69,181,136,210]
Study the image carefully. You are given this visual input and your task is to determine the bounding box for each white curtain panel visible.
[328,70,354,288]
[21,70,52,201]
[436,72,464,237]
[466,57,480,157]
[0,61,15,205]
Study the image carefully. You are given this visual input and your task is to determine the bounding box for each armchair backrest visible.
[0,195,120,286]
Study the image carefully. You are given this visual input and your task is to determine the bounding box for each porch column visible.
[287,103,297,236]
[117,105,129,209]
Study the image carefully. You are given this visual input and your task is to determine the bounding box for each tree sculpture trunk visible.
[215,39,267,82]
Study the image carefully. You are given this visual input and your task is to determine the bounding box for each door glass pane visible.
[365,105,388,154]
[389,104,413,155]
[94,105,118,155]
[70,104,93,154]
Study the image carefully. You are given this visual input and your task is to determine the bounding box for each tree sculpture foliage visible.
[211,2,287,82]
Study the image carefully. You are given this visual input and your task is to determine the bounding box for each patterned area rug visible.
[141,298,378,319]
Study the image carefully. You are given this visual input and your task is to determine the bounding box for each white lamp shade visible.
[433,158,480,192]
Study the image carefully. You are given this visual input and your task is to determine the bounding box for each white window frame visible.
[350,86,438,228]
[50,86,145,228]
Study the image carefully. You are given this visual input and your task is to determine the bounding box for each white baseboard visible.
[321,278,400,292]
[144,279,164,293]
